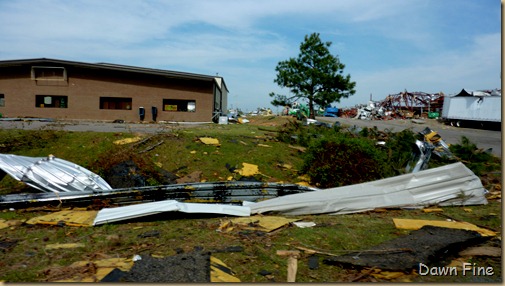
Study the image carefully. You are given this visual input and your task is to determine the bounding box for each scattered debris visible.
[277,250,301,282]
[0,218,23,229]
[235,162,260,177]
[138,140,164,154]
[323,225,489,271]
[45,243,86,250]
[293,221,316,228]
[113,137,143,145]
[198,137,220,146]
[217,216,300,233]
[422,208,444,213]
[238,117,249,124]
[277,163,293,170]
[47,257,135,282]
[419,127,453,159]
[288,145,306,153]
[26,210,98,227]
[308,255,319,270]
[210,256,241,282]
[392,218,496,237]
[406,127,453,173]
[175,170,202,183]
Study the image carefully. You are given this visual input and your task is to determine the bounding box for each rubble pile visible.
[339,91,444,120]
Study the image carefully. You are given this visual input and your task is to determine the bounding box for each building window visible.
[100,97,132,110]
[163,99,196,112]
[35,95,68,108]
[31,66,67,81]
[0,94,4,107]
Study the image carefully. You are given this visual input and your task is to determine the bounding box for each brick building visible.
[0,58,228,122]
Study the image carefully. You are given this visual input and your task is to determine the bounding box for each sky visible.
[0,0,501,112]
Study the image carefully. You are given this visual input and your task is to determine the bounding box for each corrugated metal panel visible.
[248,162,488,216]
[0,154,112,193]
[93,200,250,225]
[0,181,318,208]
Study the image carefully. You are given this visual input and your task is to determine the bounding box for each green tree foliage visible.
[301,134,394,188]
[270,33,356,118]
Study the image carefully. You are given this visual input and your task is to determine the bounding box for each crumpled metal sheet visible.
[93,200,251,225]
[0,154,112,193]
[248,162,488,216]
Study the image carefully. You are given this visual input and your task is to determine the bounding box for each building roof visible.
[0,58,228,91]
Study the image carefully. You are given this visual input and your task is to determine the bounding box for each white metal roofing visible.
[93,200,251,225]
[248,162,488,216]
[0,154,112,193]
[91,162,487,225]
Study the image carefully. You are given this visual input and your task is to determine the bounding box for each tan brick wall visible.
[0,65,217,122]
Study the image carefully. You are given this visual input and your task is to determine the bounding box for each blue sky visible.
[0,0,501,112]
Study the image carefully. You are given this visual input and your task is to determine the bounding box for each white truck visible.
[441,89,501,129]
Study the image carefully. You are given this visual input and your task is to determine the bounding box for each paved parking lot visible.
[317,116,502,158]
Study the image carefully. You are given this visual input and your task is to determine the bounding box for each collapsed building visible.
[340,91,445,120]
[339,89,501,124]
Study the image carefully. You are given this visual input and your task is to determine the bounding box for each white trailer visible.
[442,89,501,129]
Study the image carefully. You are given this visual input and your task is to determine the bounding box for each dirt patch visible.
[247,116,293,127]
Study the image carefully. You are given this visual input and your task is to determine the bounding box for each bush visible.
[301,134,394,188]
[447,136,500,176]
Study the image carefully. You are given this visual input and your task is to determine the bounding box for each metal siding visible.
[443,95,501,122]
[249,162,487,216]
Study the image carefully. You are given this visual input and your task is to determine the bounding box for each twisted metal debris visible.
[0,154,112,193]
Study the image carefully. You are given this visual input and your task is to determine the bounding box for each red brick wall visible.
[0,65,216,122]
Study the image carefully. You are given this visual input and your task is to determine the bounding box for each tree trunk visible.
[308,99,315,119]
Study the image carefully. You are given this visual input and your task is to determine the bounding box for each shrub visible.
[301,134,394,188]
[446,136,500,176]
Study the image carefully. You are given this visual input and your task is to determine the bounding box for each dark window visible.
[163,99,196,112]
[0,94,4,107]
[35,95,68,108]
[100,97,132,110]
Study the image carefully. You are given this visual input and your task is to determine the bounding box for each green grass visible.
[0,116,501,282]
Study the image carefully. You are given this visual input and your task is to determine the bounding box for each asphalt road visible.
[316,116,502,159]
[0,117,502,158]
